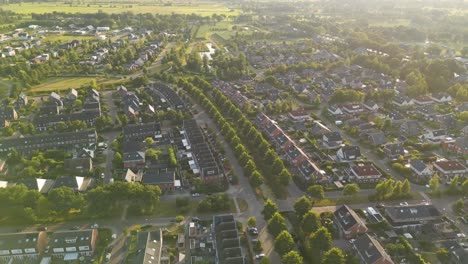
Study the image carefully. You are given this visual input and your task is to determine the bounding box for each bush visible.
[175,215,184,223]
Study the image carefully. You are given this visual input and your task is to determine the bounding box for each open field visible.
[1,2,238,16]
[27,76,123,93]
[41,35,97,43]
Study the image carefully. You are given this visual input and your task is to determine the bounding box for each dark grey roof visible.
[334,205,365,231]
[325,132,342,142]
[0,232,42,254]
[409,160,428,173]
[48,229,96,250]
[141,169,174,185]
[354,234,393,264]
[368,132,386,145]
[0,130,97,154]
[340,145,361,159]
[385,204,441,224]
[122,122,161,140]
[123,151,145,162]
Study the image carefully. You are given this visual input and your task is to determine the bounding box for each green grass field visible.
[28,76,122,93]
[1,2,238,16]
[41,35,96,43]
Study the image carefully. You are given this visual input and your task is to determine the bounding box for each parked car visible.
[37,226,47,231]
[255,254,265,259]
[71,226,80,230]
[91,223,99,229]
[192,193,200,197]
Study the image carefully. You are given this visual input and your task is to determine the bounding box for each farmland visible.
[1,2,239,16]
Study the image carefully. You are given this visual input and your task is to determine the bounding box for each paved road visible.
[128,42,175,79]
[189,96,282,263]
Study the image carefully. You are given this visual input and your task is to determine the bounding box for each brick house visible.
[333,205,368,239]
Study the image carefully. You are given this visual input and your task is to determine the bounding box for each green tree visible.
[294,196,311,220]
[429,174,439,193]
[301,210,321,234]
[262,199,278,220]
[447,176,460,195]
[267,212,287,237]
[112,152,123,168]
[282,250,303,264]
[343,183,360,196]
[259,257,270,264]
[307,185,325,200]
[462,179,468,195]
[322,248,345,264]
[175,215,184,223]
[452,199,464,215]
[250,170,263,187]
[144,137,154,147]
[309,227,332,253]
[274,230,295,256]
[247,217,256,227]
[401,179,411,195]
[436,248,450,263]
[278,168,291,185]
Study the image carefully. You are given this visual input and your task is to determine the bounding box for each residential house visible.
[363,101,379,111]
[17,93,28,108]
[384,204,442,229]
[141,168,176,192]
[433,160,468,180]
[336,146,361,162]
[413,96,434,106]
[2,47,15,57]
[383,143,405,160]
[17,178,54,194]
[47,229,98,261]
[212,214,245,264]
[342,103,365,115]
[64,158,93,173]
[122,122,162,141]
[288,109,309,121]
[68,89,78,102]
[367,132,386,146]
[409,160,433,180]
[441,137,468,155]
[0,119,9,128]
[49,92,63,108]
[437,114,458,130]
[323,132,343,149]
[352,234,394,264]
[0,232,47,263]
[310,121,331,136]
[183,119,222,185]
[423,129,447,143]
[0,130,97,155]
[392,96,414,107]
[123,151,146,169]
[0,107,18,121]
[123,169,142,183]
[135,230,163,264]
[430,93,452,104]
[333,205,368,239]
[399,120,421,137]
[328,105,344,116]
[51,176,91,192]
[350,164,382,183]
[33,110,101,131]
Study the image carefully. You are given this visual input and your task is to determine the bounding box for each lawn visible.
[28,76,123,93]
[41,35,96,43]
[1,2,238,16]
